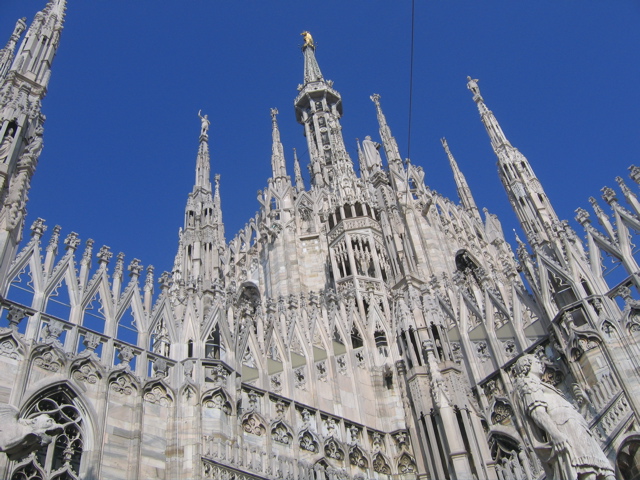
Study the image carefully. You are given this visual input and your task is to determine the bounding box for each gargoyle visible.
[0,403,64,461]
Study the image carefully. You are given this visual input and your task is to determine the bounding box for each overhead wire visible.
[407,0,416,162]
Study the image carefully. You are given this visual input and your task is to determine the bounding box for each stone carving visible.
[72,362,99,384]
[513,355,615,480]
[242,413,266,436]
[324,437,344,460]
[204,390,232,415]
[348,424,360,444]
[198,110,210,136]
[336,355,347,375]
[271,420,292,445]
[393,431,409,450]
[143,384,172,406]
[0,127,15,163]
[491,400,514,425]
[0,403,64,461]
[299,430,318,452]
[316,360,327,382]
[110,374,135,396]
[270,373,282,393]
[294,366,306,390]
[82,332,101,353]
[349,445,368,468]
[372,452,391,474]
[33,350,62,372]
[397,453,417,474]
[0,339,19,359]
[362,136,382,170]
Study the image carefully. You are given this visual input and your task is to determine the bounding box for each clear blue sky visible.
[2,1,640,277]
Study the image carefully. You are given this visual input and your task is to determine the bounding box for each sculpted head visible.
[513,354,544,378]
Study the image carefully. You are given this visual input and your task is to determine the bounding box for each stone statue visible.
[301,31,314,48]
[361,135,382,169]
[0,403,63,461]
[513,355,615,480]
[467,76,481,97]
[0,127,16,163]
[198,110,210,136]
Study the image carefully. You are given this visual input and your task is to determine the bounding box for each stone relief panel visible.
[397,452,417,474]
[271,420,293,445]
[109,372,137,396]
[242,412,266,436]
[203,389,232,415]
[143,383,173,406]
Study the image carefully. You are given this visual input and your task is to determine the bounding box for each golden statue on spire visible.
[301,31,314,49]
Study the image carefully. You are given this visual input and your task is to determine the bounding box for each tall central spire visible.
[294,32,357,201]
[301,32,323,84]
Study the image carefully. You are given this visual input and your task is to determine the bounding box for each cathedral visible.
[0,2,639,480]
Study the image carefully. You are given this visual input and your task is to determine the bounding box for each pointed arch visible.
[202,388,233,415]
[79,289,107,334]
[9,383,94,480]
[271,417,294,445]
[6,263,37,308]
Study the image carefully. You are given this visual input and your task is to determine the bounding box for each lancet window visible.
[205,324,224,360]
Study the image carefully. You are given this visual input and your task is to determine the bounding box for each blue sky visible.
[2,1,640,277]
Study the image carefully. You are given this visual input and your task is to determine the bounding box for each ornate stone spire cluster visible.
[294,32,359,203]
[0,15,636,480]
[0,0,66,282]
[171,113,224,308]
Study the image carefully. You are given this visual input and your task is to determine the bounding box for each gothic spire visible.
[11,0,67,87]
[174,115,224,289]
[370,94,402,169]
[293,148,305,192]
[195,111,212,192]
[441,138,481,223]
[468,77,559,245]
[301,31,323,84]
[0,18,26,81]
[294,32,357,201]
[270,108,287,179]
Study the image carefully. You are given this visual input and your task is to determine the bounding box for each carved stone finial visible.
[82,332,100,352]
[575,207,591,226]
[113,253,125,279]
[153,358,168,378]
[629,165,640,185]
[158,271,171,291]
[97,246,112,265]
[63,232,80,251]
[46,225,61,253]
[128,258,143,277]
[601,186,617,205]
[6,305,26,330]
[118,346,135,366]
[29,218,46,238]
[80,239,94,266]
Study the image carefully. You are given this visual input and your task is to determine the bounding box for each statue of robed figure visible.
[513,355,615,480]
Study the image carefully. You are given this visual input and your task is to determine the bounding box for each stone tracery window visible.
[10,387,85,480]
